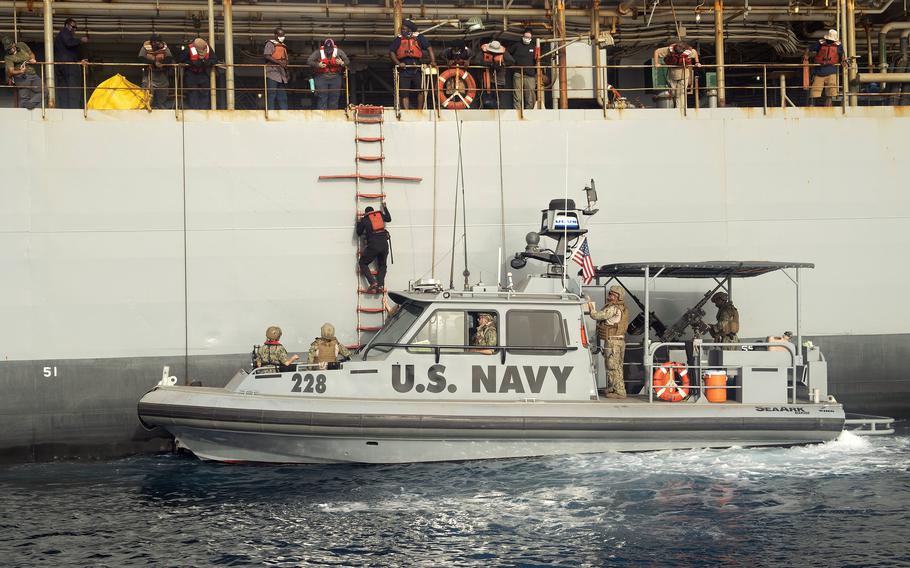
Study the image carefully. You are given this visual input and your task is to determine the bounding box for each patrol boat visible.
[137,191,845,463]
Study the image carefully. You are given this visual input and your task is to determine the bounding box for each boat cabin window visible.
[506,310,567,355]
[367,302,424,354]
[408,310,499,354]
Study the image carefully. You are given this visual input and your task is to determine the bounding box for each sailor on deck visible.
[308,323,352,366]
[257,326,300,370]
[589,285,629,399]
[705,292,739,347]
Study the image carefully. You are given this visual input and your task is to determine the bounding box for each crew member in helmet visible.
[256,326,300,370]
[653,41,700,109]
[703,292,740,347]
[264,27,290,110]
[470,313,498,355]
[808,29,844,107]
[308,323,352,366]
[389,19,436,110]
[180,37,217,110]
[356,203,392,294]
[307,38,350,110]
[588,285,629,399]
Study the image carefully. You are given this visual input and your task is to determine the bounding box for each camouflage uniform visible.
[590,286,629,397]
[709,295,740,348]
[472,320,498,347]
[257,342,290,367]
[308,323,351,364]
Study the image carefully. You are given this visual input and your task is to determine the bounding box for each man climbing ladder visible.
[356,203,392,294]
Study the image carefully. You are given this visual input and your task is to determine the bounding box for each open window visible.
[506,310,567,355]
[408,310,499,353]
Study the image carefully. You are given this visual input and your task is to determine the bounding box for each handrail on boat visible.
[362,342,578,364]
[646,341,800,404]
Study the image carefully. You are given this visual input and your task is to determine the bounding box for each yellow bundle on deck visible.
[87,74,150,110]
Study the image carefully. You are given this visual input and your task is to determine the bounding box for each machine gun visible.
[620,285,668,338]
[659,284,724,342]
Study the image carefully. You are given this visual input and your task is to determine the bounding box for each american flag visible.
[571,236,595,284]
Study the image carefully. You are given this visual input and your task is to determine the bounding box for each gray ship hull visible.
[138,387,844,464]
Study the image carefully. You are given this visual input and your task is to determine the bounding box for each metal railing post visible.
[780,74,787,108]
[762,64,768,114]
[40,62,46,119]
[519,67,525,119]
[174,65,180,119]
[82,63,88,118]
[263,65,269,119]
[393,66,401,118]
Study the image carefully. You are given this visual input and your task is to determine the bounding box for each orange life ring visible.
[437,67,477,109]
[652,361,690,402]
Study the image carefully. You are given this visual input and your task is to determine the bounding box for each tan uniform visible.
[591,301,629,396]
[710,301,740,348]
[307,337,352,364]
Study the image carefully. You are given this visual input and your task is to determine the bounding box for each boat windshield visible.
[365,301,424,354]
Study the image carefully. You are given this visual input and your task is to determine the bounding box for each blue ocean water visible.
[1,429,909,567]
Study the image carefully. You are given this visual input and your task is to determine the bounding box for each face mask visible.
[277,36,286,43]
[522,37,532,45]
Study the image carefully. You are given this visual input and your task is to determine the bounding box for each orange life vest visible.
[318,47,343,74]
[367,210,385,232]
[813,43,840,65]
[482,51,505,66]
[187,44,210,73]
[663,48,693,66]
[396,38,423,60]
[270,40,288,64]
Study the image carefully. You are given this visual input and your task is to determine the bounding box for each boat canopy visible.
[594,261,814,280]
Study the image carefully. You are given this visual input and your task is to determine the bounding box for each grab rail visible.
[645,341,799,404]
[362,342,577,364]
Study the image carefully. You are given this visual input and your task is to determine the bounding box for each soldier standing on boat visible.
[471,313,498,355]
[308,323,351,366]
[705,292,739,347]
[356,203,392,294]
[588,285,629,399]
[257,326,300,369]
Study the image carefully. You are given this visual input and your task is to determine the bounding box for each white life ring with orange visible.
[652,361,690,402]
[437,67,477,109]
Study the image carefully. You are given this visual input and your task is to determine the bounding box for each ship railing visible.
[1,61,351,118]
[361,342,577,364]
[645,341,799,404]
[6,60,908,117]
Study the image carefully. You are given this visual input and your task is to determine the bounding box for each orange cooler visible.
[703,371,728,403]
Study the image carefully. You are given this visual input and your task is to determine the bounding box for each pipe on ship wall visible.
[858,71,910,81]
[43,0,55,107]
[556,0,568,109]
[208,0,215,110]
[879,21,910,72]
[715,0,726,106]
[223,0,233,110]
[0,1,621,18]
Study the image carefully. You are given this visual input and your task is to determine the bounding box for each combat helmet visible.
[266,325,282,341]
[321,323,336,339]
[608,285,625,300]
[711,292,729,303]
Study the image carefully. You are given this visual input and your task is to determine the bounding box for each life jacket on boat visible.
[187,43,210,73]
[313,338,339,363]
[395,38,423,60]
[318,47,343,74]
[813,42,841,66]
[663,48,694,66]
[366,210,385,232]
